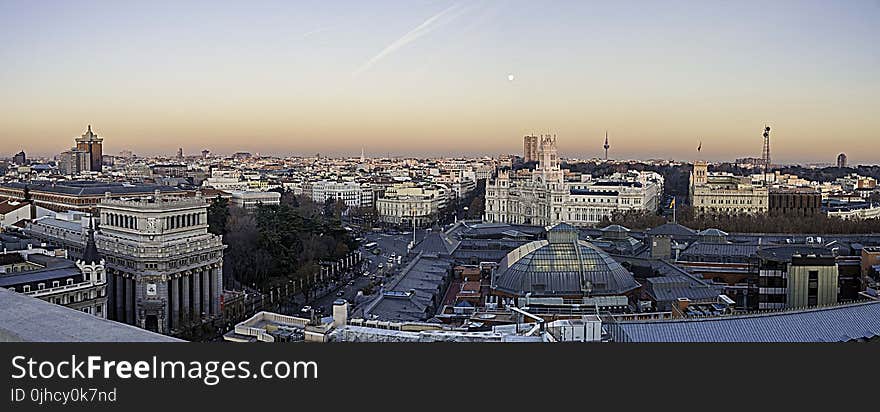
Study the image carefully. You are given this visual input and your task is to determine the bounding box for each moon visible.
[507,73,515,81]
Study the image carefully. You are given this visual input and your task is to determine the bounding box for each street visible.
[277,229,429,317]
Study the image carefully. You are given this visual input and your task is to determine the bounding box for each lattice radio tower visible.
[761,125,771,183]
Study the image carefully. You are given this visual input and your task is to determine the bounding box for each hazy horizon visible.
[2,0,878,164]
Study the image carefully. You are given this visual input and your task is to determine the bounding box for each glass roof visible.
[494,239,640,297]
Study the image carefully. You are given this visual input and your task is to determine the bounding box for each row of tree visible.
[601,206,880,234]
[208,195,357,292]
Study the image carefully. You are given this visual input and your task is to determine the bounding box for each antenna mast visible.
[762,126,771,184]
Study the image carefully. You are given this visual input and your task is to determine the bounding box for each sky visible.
[1,0,878,164]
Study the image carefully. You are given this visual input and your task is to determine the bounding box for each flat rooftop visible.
[0,288,182,342]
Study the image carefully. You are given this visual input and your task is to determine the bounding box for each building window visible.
[808,270,819,306]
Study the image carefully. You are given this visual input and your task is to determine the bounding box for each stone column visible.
[213,267,222,315]
[124,277,134,324]
[181,274,191,324]
[206,269,214,315]
[170,276,179,331]
[202,268,211,315]
[120,276,128,324]
[114,272,124,322]
[192,270,202,319]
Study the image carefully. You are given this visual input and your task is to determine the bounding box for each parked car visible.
[300,306,312,313]
[336,291,344,297]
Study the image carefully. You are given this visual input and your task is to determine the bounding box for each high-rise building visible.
[74,125,103,172]
[12,151,26,165]
[57,148,91,175]
[837,153,847,168]
[522,135,539,163]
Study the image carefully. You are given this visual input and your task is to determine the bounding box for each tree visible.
[207,195,229,236]
[220,201,357,293]
[602,205,880,234]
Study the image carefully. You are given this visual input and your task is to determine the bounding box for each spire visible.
[82,218,101,265]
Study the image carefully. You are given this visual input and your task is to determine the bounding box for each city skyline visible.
[2,0,879,163]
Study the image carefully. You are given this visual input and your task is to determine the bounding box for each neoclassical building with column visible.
[97,193,226,334]
[25,192,226,335]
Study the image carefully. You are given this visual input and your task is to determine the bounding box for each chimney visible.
[650,235,671,259]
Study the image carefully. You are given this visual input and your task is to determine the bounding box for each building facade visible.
[689,161,768,215]
[303,180,373,209]
[485,135,661,227]
[25,194,226,335]
[97,195,225,333]
[57,148,91,176]
[523,135,539,163]
[768,188,822,217]
[0,242,108,318]
[74,125,103,172]
[757,247,839,310]
[375,182,451,228]
[228,190,281,209]
[13,151,26,165]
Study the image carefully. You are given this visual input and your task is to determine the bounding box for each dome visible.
[492,224,640,297]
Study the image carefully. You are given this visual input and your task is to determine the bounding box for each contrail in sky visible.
[353,3,466,78]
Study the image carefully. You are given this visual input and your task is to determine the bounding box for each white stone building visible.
[484,135,661,226]
[376,182,451,228]
[25,193,226,335]
[303,180,373,209]
[689,161,768,215]
[0,240,108,318]
[228,190,281,209]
